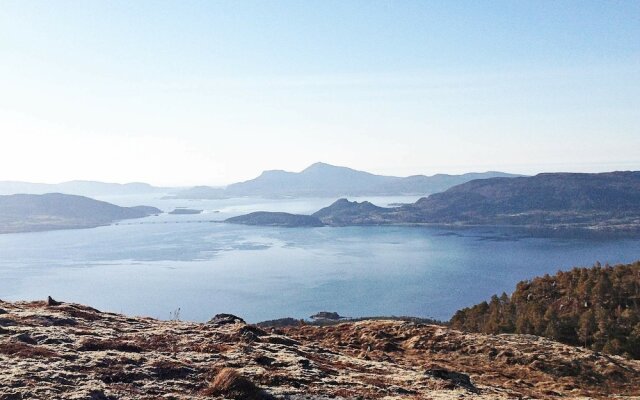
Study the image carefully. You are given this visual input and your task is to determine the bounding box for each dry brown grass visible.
[202,367,273,399]
[0,341,60,359]
[150,359,193,380]
[21,301,47,309]
[192,342,231,354]
[78,338,143,353]
[131,334,176,352]
[60,306,102,321]
[332,387,382,399]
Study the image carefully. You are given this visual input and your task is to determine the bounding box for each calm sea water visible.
[0,195,638,323]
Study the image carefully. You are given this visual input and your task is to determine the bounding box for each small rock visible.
[0,318,16,327]
[240,325,268,338]
[380,341,400,352]
[254,355,275,366]
[393,386,417,395]
[265,336,298,347]
[0,392,23,400]
[47,296,62,306]
[207,313,245,325]
[425,368,479,393]
[14,333,37,345]
[87,390,110,400]
[240,330,261,344]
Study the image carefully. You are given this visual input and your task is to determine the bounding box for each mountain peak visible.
[301,162,343,173]
[257,169,288,177]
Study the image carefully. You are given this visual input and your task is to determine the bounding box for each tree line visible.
[450,261,640,359]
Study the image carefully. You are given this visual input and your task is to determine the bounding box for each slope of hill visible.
[0,299,638,399]
[171,162,520,199]
[0,193,161,233]
[373,171,519,195]
[411,171,640,226]
[239,171,640,233]
[450,261,640,359]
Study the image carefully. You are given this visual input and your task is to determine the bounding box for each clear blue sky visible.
[1,1,639,185]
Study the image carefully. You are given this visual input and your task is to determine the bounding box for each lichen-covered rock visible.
[0,300,638,399]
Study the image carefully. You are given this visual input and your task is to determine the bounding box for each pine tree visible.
[449,262,640,359]
[578,309,596,349]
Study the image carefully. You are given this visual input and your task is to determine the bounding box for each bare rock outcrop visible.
[0,300,639,399]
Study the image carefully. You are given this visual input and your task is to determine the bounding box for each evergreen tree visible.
[577,309,596,348]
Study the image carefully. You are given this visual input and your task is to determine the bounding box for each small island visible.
[168,208,203,215]
[226,211,324,227]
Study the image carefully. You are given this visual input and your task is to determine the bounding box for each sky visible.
[0,1,639,186]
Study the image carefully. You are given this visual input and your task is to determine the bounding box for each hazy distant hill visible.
[0,180,169,197]
[168,185,226,199]
[226,162,396,197]
[0,193,161,234]
[230,171,640,234]
[372,171,522,195]
[172,162,520,199]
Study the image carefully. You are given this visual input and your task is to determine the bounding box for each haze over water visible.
[1,195,638,323]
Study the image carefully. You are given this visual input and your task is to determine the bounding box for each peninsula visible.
[0,193,161,234]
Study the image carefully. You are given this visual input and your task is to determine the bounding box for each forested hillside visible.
[450,261,640,358]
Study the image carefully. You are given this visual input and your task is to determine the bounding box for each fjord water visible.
[1,195,638,323]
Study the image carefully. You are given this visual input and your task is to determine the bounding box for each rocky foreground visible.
[1,300,639,400]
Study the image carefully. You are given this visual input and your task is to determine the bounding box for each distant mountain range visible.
[0,180,170,197]
[227,171,640,234]
[0,193,161,234]
[0,163,520,200]
[170,162,521,199]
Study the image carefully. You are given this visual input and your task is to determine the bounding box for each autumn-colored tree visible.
[577,309,596,348]
[450,261,640,359]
